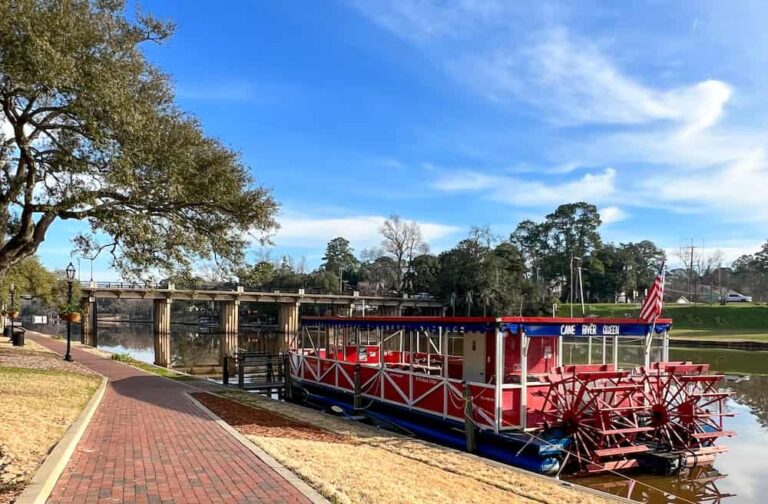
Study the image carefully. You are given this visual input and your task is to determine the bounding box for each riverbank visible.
[0,339,100,503]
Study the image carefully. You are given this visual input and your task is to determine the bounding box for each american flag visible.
[639,265,665,323]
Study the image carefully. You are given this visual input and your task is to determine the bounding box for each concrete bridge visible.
[77,281,444,367]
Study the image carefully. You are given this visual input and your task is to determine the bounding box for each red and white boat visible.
[288,316,733,475]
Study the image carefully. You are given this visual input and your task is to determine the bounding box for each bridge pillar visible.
[153,299,172,367]
[277,302,299,350]
[219,300,239,364]
[80,298,98,347]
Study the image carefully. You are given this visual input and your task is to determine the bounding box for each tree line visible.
[231,202,672,316]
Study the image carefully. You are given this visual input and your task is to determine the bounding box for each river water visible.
[32,321,768,503]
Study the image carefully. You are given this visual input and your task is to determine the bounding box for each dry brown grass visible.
[213,391,614,504]
[0,339,100,503]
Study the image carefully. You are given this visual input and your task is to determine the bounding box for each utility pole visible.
[569,255,574,317]
[688,239,696,302]
[718,263,723,301]
[577,261,585,316]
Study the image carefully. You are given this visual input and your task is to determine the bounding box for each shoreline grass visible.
[109,352,197,380]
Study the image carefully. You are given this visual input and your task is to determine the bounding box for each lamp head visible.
[66,262,76,281]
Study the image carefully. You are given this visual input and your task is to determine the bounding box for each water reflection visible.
[27,321,283,370]
[580,465,735,503]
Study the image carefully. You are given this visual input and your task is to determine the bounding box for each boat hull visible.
[294,378,563,475]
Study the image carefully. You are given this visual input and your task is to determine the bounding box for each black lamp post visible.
[9,283,15,342]
[64,262,75,362]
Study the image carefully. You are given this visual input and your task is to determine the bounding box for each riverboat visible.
[287,316,733,476]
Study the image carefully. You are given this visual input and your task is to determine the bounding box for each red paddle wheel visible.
[540,365,653,473]
[635,362,734,463]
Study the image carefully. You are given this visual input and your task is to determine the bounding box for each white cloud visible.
[663,242,763,268]
[640,148,768,221]
[460,29,731,128]
[273,213,461,250]
[432,167,617,207]
[352,3,733,129]
[600,206,627,225]
[347,0,520,42]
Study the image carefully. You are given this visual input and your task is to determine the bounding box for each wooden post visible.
[463,380,476,452]
[238,354,245,389]
[284,353,293,401]
[354,363,362,410]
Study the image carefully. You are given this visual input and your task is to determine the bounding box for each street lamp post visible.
[9,283,15,343]
[64,262,76,362]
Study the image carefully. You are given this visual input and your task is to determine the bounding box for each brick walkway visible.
[28,333,314,504]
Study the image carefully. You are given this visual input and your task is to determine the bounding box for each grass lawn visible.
[0,340,100,503]
[557,303,768,341]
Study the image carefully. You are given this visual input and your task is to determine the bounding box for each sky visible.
[31,0,768,279]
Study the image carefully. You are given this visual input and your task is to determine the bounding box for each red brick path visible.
[29,333,314,504]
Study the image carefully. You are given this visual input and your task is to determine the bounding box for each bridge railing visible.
[79,280,440,302]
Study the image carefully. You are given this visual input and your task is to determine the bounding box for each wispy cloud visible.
[455,28,731,129]
[352,3,732,129]
[352,1,768,227]
[432,167,617,207]
[272,212,461,250]
[643,148,768,221]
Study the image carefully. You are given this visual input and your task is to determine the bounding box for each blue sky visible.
[33,0,768,279]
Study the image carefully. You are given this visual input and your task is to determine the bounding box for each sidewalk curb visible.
[16,376,108,504]
[185,392,329,504]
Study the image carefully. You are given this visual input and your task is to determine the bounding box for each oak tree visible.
[0,0,278,281]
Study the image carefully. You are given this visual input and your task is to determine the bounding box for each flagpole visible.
[644,260,666,367]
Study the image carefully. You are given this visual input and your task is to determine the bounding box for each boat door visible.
[463,332,486,383]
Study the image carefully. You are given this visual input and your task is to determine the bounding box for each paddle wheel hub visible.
[650,403,670,427]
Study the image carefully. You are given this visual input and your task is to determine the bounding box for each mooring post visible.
[267,355,274,383]
[354,363,362,410]
[462,380,476,453]
[237,353,245,389]
[284,353,293,401]
[223,356,230,386]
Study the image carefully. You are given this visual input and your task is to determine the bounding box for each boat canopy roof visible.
[300,316,672,337]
